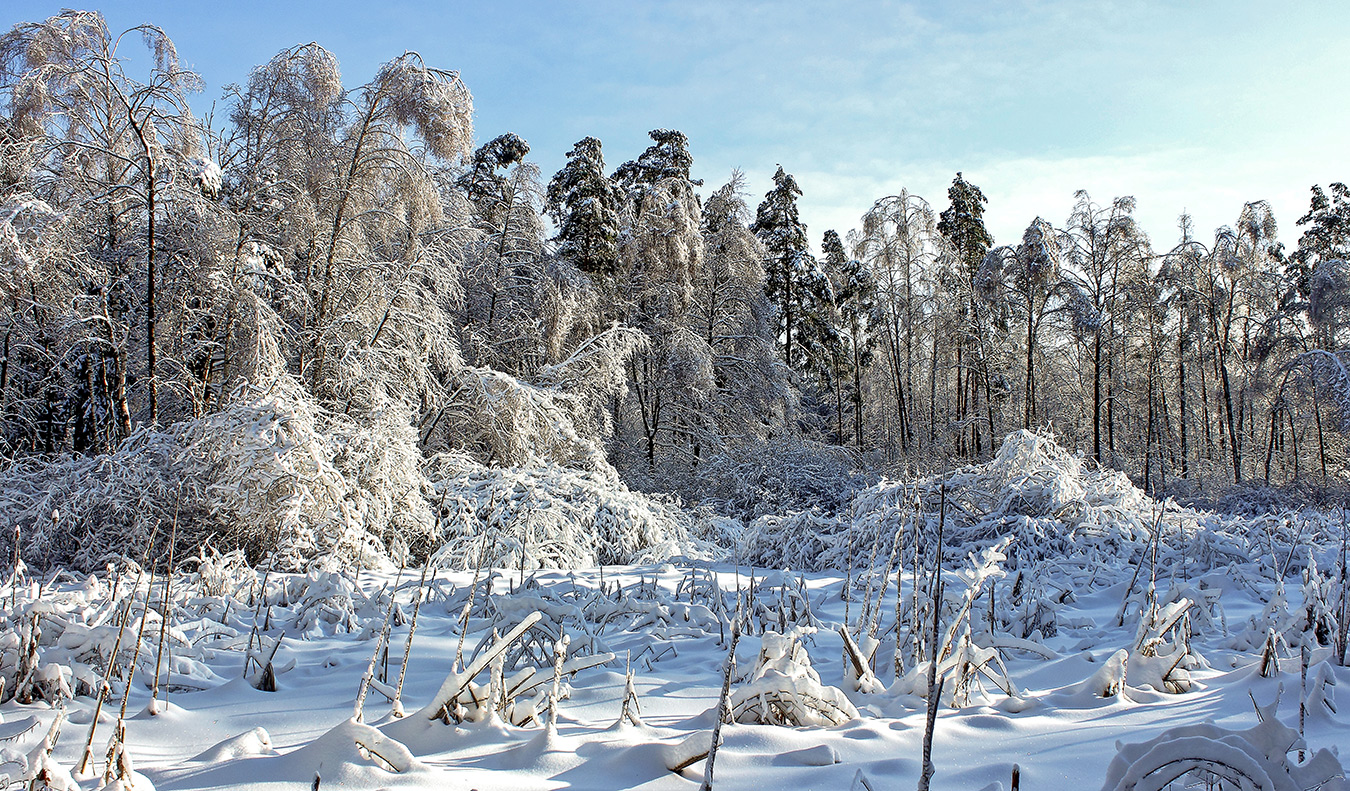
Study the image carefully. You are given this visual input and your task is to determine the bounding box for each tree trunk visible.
[1093,330,1102,464]
[146,163,158,426]
[1024,294,1034,429]
[929,326,939,448]
[1177,329,1188,479]
[1219,353,1241,483]
[853,342,865,450]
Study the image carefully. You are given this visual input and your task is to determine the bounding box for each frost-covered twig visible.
[392,556,433,716]
[700,617,740,791]
[151,495,182,710]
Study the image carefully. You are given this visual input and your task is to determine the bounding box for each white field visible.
[3,550,1348,791]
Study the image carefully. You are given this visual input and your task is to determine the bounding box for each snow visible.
[0,432,1348,790]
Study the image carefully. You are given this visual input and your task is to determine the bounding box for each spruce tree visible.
[546,136,622,277]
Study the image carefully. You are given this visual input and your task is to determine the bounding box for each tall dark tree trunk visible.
[853,342,865,450]
[929,327,939,448]
[1219,354,1240,483]
[146,165,158,425]
[1093,330,1102,464]
[1024,295,1034,429]
[1177,329,1188,479]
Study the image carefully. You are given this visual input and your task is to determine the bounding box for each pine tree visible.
[753,166,829,371]
[612,128,701,206]
[1290,184,1344,348]
[937,173,993,279]
[546,136,622,278]
[458,132,531,226]
[457,133,547,374]
[936,173,995,457]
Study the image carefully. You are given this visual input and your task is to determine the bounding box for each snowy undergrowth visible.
[0,547,1346,790]
[0,376,694,573]
[2,430,1350,789]
[425,453,695,571]
[741,430,1344,583]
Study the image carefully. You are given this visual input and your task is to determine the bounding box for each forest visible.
[1,10,1349,791]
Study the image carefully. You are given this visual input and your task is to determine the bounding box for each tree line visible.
[1,12,1346,524]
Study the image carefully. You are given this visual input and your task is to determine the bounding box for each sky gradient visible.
[4,1,1346,253]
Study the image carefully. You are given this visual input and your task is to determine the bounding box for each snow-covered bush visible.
[683,438,874,521]
[728,629,857,727]
[180,377,433,570]
[0,429,197,570]
[0,374,437,572]
[426,453,693,569]
[738,430,1332,581]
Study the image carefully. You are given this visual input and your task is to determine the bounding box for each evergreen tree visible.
[937,172,994,278]
[546,136,622,278]
[1291,183,1350,304]
[612,128,701,205]
[936,172,996,457]
[697,173,786,440]
[457,133,548,374]
[753,166,830,371]
[458,132,531,226]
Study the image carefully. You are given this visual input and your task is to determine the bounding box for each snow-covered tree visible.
[457,133,549,375]
[1062,191,1150,465]
[937,173,999,458]
[546,136,622,280]
[754,166,831,374]
[852,190,941,455]
[0,11,229,449]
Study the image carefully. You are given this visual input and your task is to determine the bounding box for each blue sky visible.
[4,1,1347,252]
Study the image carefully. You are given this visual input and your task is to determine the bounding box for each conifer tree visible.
[937,173,996,457]
[458,132,532,226]
[1292,183,1350,317]
[823,230,876,446]
[753,166,830,371]
[612,128,701,206]
[457,133,547,374]
[546,136,622,278]
[937,173,993,279]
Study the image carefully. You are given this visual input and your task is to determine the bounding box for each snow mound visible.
[729,630,858,727]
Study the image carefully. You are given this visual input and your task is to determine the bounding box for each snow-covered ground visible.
[2,552,1348,790]
[3,432,1349,790]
